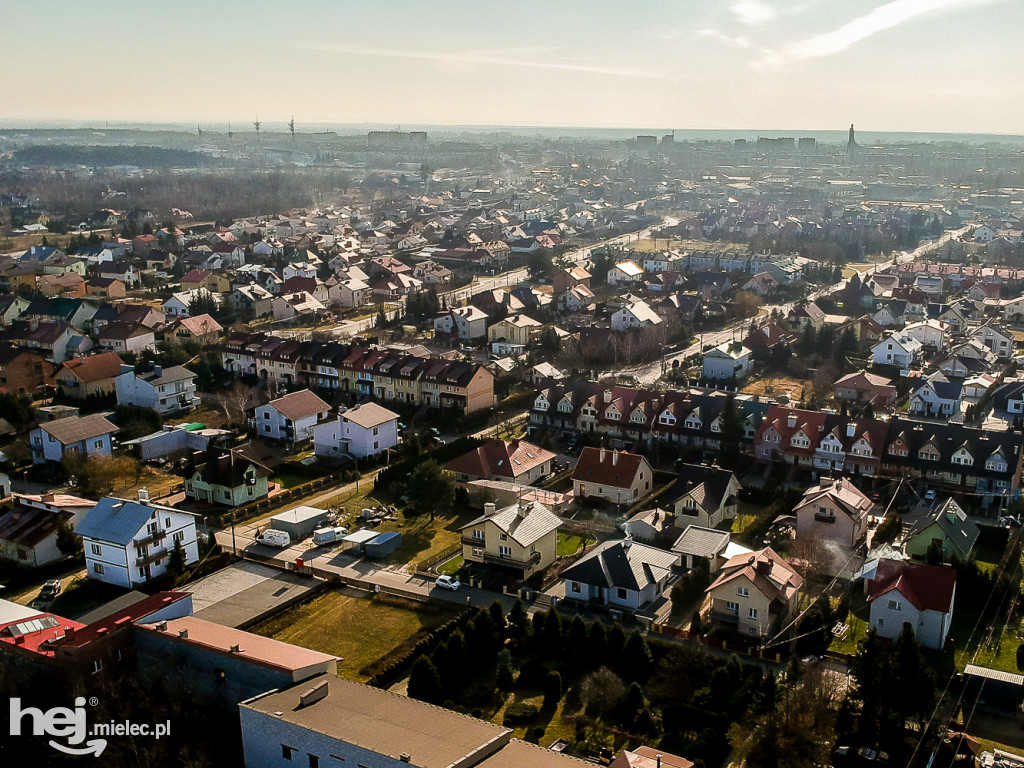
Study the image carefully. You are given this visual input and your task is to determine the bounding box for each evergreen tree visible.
[542,610,564,657]
[585,620,608,670]
[407,656,443,703]
[620,631,654,683]
[168,538,187,577]
[607,623,626,661]
[55,519,83,558]
[496,649,515,693]
[488,601,506,638]
[565,615,588,672]
[543,670,562,708]
[508,599,530,643]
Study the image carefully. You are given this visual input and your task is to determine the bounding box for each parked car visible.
[923,489,937,502]
[435,575,461,591]
[39,580,62,599]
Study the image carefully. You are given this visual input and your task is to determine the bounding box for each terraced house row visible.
[528,380,769,452]
[754,404,1023,507]
[221,334,494,414]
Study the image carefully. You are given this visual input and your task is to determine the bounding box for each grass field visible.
[252,590,458,682]
[741,373,806,400]
[557,533,595,558]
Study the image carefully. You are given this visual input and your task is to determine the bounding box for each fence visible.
[413,542,462,576]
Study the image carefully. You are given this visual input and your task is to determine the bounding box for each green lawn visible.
[557,533,595,558]
[437,555,464,576]
[252,590,458,681]
[270,472,309,490]
[828,591,871,656]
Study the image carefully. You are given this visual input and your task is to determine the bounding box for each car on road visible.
[435,575,461,591]
[923,489,937,502]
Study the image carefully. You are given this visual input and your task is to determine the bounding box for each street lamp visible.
[230,511,236,555]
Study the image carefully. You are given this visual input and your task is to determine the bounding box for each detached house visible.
[30,413,117,464]
[705,547,803,638]
[460,500,560,578]
[115,364,199,415]
[434,306,489,341]
[561,538,679,612]
[312,402,400,460]
[866,559,956,649]
[77,493,199,587]
[254,389,330,443]
[445,438,555,485]
[56,352,124,400]
[703,341,753,381]
[794,477,874,548]
[572,447,653,503]
[871,333,923,368]
[185,447,270,507]
[908,371,963,418]
[902,497,980,561]
[667,464,741,528]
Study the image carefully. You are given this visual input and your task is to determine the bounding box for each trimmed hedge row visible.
[366,607,476,689]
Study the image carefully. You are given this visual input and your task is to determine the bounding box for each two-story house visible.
[76,492,199,587]
[459,501,560,578]
[705,547,803,638]
[902,497,980,561]
[793,477,874,548]
[703,341,754,381]
[30,413,117,464]
[667,464,741,529]
[254,389,330,443]
[115,364,199,415]
[312,402,400,460]
[866,558,956,650]
[185,447,270,507]
[571,447,653,503]
[56,352,125,400]
[871,333,924,368]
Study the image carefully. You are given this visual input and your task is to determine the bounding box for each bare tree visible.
[216,380,258,425]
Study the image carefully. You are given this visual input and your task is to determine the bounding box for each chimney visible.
[517,504,527,519]
[155,621,168,631]
[299,681,329,707]
[153,364,162,378]
[603,389,612,403]
[138,488,150,504]
[787,413,797,428]
[657,756,662,768]
[612,451,619,466]
[599,447,606,463]
[483,502,496,517]
[42,492,55,502]
[846,422,856,438]
[400,754,412,764]
[178,629,189,639]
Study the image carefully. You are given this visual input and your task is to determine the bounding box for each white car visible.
[435,575,461,591]
[923,489,937,502]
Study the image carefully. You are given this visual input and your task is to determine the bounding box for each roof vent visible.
[400,754,412,763]
[155,621,168,631]
[178,629,188,639]
[299,681,329,707]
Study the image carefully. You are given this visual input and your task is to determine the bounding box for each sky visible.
[2,0,1022,134]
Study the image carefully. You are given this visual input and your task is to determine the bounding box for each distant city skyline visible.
[2,0,1021,133]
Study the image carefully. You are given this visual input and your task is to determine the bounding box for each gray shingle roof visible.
[461,501,561,548]
[560,540,678,592]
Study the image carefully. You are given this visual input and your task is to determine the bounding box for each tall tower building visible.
[847,124,859,152]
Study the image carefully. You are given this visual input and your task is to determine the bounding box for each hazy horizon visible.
[2,1,1022,134]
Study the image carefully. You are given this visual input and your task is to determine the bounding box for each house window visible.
[877,618,885,627]
[498,546,512,557]
[617,588,628,600]
[571,582,581,593]
[308,755,319,768]
[472,529,484,540]
[91,543,102,555]
[282,745,294,760]
[94,440,103,449]
[93,563,105,575]
[174,531,184,542]
[726,601,739,613]
[887,599,901,611]
[748,608,758,619]
[499,533,508,541]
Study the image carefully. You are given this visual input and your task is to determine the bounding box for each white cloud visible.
[305,43,679,81]
[729,1,778,25]
[768,0,1008,64]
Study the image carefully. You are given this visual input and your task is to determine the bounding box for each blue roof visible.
[75,497,179,545]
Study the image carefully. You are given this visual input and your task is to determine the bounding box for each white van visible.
[256,529,291,548]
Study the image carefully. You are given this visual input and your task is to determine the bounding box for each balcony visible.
[137,547,168,567]
[480,550,541,568]
[133,530,167,548]
[813,512,836,524]
[461,536,486,546]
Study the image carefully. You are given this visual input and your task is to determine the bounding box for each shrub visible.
[543,670,562,708]
[527,725,546,743]
[503,702,540,726]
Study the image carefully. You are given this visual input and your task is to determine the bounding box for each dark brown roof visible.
[444,438,554,480]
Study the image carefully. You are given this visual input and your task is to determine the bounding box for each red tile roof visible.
[867,559,956,613]
[444,438,554,480]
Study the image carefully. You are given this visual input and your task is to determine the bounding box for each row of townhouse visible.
[754,404,1022,506]
[221,334,495,414]
[528,380,769,451]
